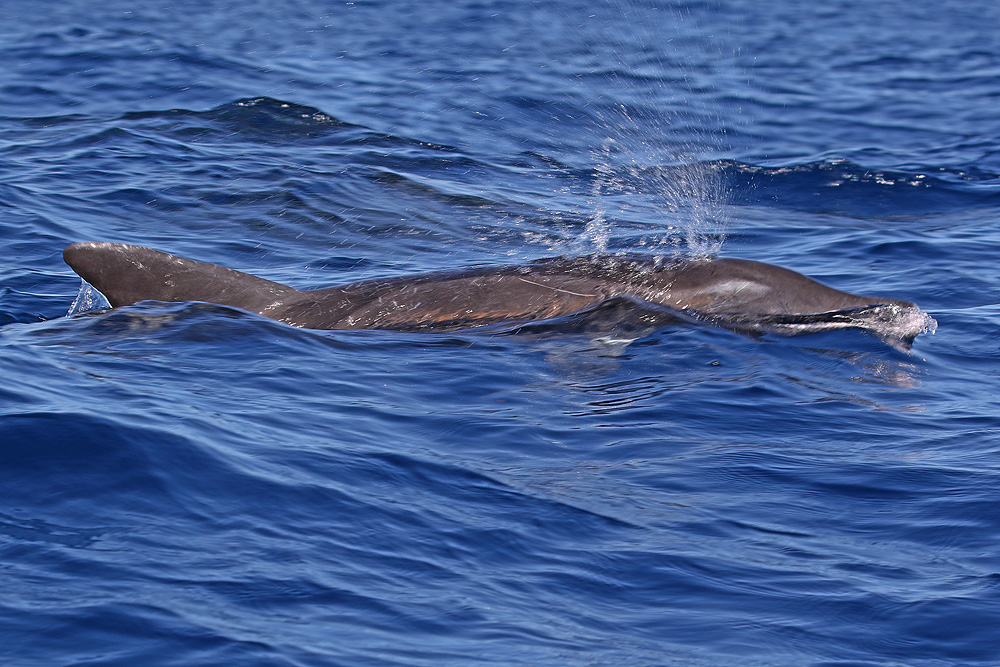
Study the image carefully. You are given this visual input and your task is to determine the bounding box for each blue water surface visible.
[2,1,999,665]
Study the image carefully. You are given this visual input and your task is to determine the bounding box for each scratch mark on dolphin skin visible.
[516,276,597,297]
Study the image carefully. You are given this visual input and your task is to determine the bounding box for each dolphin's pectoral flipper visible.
[63,242,299,316]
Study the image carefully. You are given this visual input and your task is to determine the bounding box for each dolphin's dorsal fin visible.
[63,242,298,316]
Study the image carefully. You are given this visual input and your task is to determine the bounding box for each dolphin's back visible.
[278,267,616,330]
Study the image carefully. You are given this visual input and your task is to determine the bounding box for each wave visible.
[6,94,997,216]
[113,97,457,151]
[610,158,1000,216]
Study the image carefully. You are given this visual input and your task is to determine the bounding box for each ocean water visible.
[2,1,999,665]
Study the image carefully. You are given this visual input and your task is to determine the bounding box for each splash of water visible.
[580,125,729,260]
[568,4,734,259]
[575,139,617,255]
[67,280,111,316]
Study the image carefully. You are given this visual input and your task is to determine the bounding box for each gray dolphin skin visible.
[63,242,934,343]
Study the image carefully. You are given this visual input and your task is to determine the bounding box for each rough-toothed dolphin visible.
[63,242,934,344]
